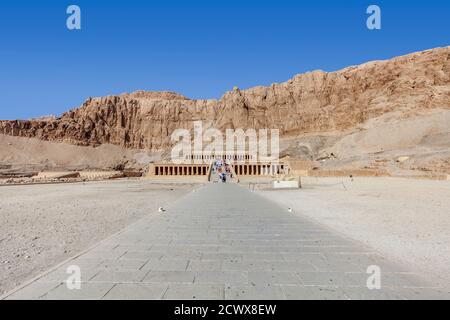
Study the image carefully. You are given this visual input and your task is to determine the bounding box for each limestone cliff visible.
[1,47,449,150]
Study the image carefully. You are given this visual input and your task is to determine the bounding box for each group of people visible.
[213,158,232,183]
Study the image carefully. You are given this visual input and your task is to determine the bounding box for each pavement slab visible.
[2,183,448,300]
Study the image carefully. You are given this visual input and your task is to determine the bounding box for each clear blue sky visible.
[0,0,449,119]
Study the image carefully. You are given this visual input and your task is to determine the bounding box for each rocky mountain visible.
[1,47,449,152]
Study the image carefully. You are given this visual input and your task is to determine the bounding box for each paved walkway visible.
[3,183,446,299]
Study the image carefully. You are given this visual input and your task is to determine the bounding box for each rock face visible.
[1,47,449,151]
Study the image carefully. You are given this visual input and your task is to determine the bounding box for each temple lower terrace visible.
[146,153,290,180]
[147,163,288,179]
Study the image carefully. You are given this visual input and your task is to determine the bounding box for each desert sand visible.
[0,180,195,295]
[0,134,161,174]
[256,177,450,288]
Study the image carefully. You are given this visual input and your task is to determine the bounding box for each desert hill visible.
[0,46,449,175]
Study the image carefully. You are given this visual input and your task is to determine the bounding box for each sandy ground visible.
[280,110,450,175]
[0,134,162,172]
[256,177,450,288]
[0,180,195,295]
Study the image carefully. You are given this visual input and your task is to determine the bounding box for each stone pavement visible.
[3,183,447,300]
